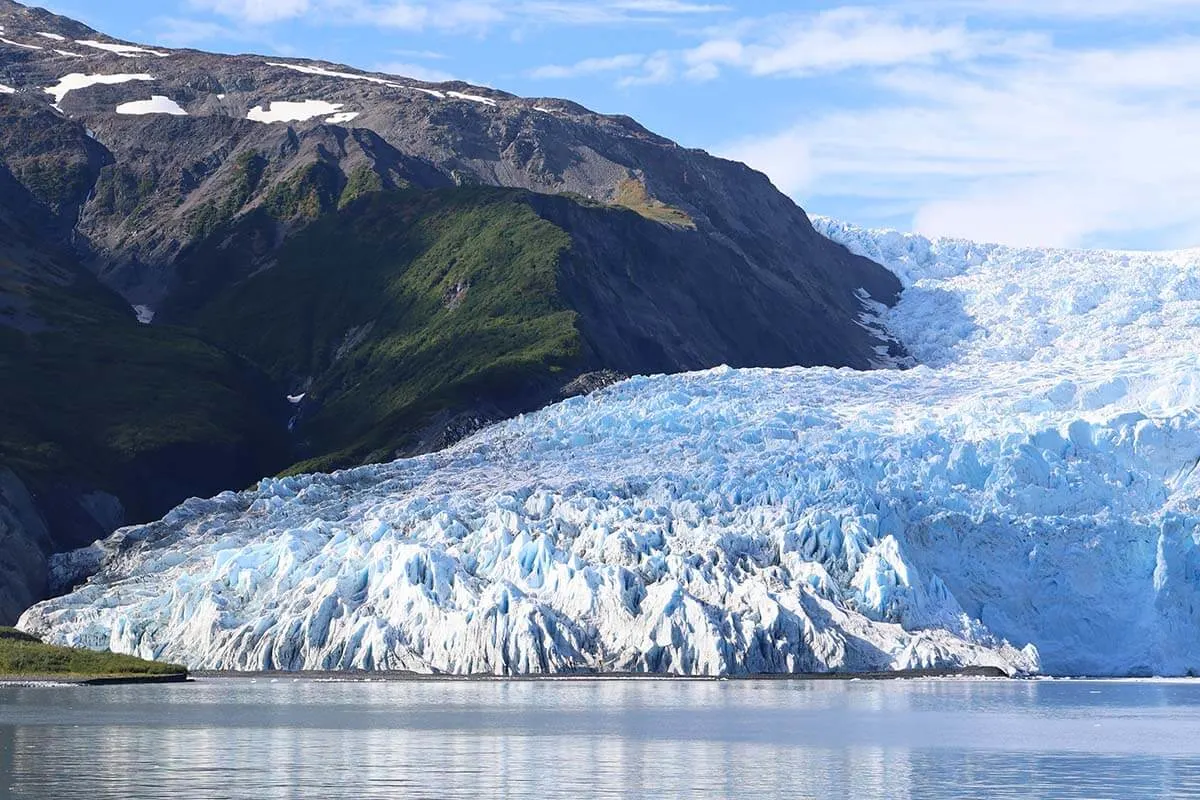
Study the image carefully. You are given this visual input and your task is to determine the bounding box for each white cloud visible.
[392,49,448,60]
[530,7,1037,87]
[186,0,726,29]
[609,0,728,11]
[722,38,1200,248]
[155,17,236,46]
[685,9,983,79]
[188,0,310,24]
[531,54,645,79]
[948,0,1200,18]
[375,60,455,82]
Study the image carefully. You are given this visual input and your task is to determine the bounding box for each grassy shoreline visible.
[0,627,187,682]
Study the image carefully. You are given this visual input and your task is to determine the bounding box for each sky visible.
[32,0,1200,250]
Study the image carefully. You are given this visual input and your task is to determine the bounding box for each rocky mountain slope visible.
[26,224,1200,677]
[0,1,902,622]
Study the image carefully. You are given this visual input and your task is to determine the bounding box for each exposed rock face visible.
[0,0,899,367]
[0,0,903,619]
[0,469,50,624]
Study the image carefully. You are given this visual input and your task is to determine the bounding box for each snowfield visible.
[247,99,344,123]
[44,73,154,108]
[115,95,186,116]
[74,40,168,58]
[20,222,1200,677]
[446,90,497,107]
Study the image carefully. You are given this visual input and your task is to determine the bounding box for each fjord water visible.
[2,679,1199,799]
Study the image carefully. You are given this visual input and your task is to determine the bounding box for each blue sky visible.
[34,0,1200,250]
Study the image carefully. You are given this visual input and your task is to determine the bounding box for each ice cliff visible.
[20,222,1200,676]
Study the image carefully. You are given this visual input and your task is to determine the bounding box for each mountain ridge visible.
[0,0,904,623]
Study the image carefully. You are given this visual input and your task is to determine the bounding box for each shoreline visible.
[6,667,1198,685]
[0,672,189,687]
[188,666,1013,682]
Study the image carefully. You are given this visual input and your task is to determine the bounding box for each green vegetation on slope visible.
[183,149,269,240]
[612,177,695,229]
[0,243,289,521]
[191,186,580,472]
[0,627,185,677]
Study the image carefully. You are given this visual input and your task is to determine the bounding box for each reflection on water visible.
[2,678,1200,799]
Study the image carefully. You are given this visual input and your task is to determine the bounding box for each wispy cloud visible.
[186,0,727,29]
[681,9,988,79]
[723,35,1200,248]
[375,60,456,82]
[945,0,1200,19]
[391,48,449,60]
[186,0,310,25]
[530,8,1039,85]
[530,54,645,79]
[155,14,297,52]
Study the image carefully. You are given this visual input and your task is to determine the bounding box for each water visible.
[2,678,1199,799]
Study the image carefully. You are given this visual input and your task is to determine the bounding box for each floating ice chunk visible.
[44,73,154,108]
[324,111,359,124]
[132,305,155,324]
[287,394,306,404]
[446,90,496,107]
[115,95,187,116]
[247,99,343,123]
[75,40,168,58]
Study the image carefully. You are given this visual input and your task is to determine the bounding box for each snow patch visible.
[267,61,400,87]
[53,49,83,58]
[0,84,13,94]
[247,99,343,123]
[446,90,496,107]
[75,40,168,58]
[265,62,449,102]
[36,32,66,42]
[324,111,359,124]
[132,305,155,324]
[287,393,306,404]
[115,95,187,116]
[1,36,42,50]
[44,73,154,108]
[408,86,445,99]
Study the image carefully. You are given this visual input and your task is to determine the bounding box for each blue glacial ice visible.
[18,221,1200,676]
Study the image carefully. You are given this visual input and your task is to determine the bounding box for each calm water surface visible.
[2,678,1199,799]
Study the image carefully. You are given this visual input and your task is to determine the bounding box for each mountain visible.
[0,1,902,622]
[0,120,289,623]
[23,224,1200,676]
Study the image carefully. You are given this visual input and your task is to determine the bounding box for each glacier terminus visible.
[20,222,1200,678]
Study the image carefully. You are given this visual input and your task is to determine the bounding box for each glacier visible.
[19,222,1200,677]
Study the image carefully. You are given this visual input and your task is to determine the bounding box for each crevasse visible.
[19,221,1200,676]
